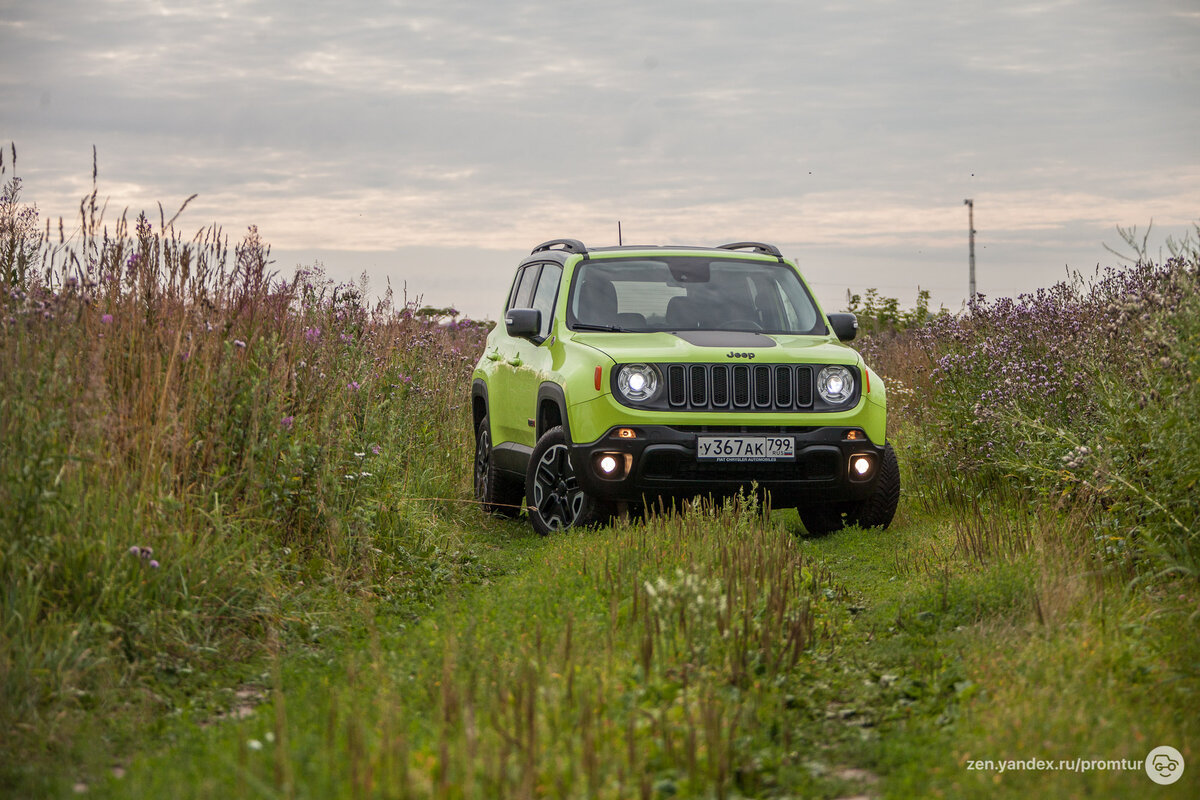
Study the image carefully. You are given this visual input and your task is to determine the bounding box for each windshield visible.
[566,257,828,335]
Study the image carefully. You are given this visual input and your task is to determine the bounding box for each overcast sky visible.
[2,0,1198,318]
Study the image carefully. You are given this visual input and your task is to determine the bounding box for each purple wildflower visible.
[348,380,360,392]
[304,326,321,343]
[233,339,246,349]
[281,415,295,429]
[101,314,114,325]
[128,546,157,567]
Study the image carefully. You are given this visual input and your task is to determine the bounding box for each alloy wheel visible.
[531,443,585,530]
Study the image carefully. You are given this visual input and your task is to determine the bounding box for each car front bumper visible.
[569,425,886,507]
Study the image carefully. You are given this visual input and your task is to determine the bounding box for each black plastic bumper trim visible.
[569,425,884,506]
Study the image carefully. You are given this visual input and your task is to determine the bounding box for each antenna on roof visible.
[618,220,623,246]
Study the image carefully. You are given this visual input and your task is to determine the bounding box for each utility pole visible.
[963,199,976,303]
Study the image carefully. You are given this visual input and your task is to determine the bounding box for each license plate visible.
[696,436,795,462]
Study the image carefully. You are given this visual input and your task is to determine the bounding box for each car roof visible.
[518,240,786,268]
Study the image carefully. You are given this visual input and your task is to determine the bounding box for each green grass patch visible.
[68,498,1195,799]
[101,500,854,798]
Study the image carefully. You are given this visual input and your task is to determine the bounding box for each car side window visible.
[530,264,562,338]
[508,266,539,312]
[506,271,521,309]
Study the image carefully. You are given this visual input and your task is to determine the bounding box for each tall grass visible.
[114,497,842,800]
[857,248,1200,584]
[0,152,489,786]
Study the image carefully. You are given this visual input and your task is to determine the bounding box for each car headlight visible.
[817,365,855,405]
[616,364,659,402]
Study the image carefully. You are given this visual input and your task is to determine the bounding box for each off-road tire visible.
[799,443,900,535]
[474,415,523,517]
[850,443,900,529]
[797,504,849,537]
[525,426,602,536]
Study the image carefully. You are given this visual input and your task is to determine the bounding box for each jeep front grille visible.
[664,364,814,412]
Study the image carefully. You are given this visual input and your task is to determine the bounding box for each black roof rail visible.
[531,239,588,257]
[717,241,783,259]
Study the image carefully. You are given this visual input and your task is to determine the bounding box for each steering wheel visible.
[716,319,763,331]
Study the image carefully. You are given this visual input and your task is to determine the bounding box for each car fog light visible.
[849,454,873,478]
[593,452,630,479]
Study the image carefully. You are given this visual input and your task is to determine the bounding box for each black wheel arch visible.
[536,382,571,443]
[471,378,489,434]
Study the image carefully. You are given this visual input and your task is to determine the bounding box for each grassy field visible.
[2,155,1197,797]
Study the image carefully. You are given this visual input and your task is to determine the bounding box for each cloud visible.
[3,0,1197,317]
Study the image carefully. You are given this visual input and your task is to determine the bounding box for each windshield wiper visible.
[571,323,630,332]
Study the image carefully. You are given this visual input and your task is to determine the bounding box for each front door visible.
[507,262,562,448]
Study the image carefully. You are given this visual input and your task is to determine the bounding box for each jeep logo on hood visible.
[726,351,756,359]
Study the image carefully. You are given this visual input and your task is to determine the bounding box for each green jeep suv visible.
[471,239,899,536]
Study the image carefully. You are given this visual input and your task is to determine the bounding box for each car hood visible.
[569,331,858,365]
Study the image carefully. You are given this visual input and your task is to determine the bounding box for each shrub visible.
[856,251,1200,581]
[0,151,490,780]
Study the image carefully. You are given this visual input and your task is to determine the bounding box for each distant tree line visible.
[843,286,942,334]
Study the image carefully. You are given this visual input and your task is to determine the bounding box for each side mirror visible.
[505,308,541,338]
[826,312,858,342]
